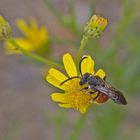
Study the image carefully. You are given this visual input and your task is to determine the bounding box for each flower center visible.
[64,79,98,109]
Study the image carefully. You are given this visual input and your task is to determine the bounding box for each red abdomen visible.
[96,93,109,103]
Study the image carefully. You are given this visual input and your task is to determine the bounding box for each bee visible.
[60,56,127,105]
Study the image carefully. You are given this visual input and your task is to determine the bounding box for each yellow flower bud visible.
[0,16,11,40]
[84,15,107,39]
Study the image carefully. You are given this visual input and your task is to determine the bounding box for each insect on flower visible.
[60,56,127,105]
[47,54,108,113]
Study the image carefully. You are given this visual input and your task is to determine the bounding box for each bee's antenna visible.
[79,56,88,76]
[60,56,88,86]
[60,76,80,86]
[103,76,106,80]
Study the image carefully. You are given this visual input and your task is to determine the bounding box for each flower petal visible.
[95,69,106,79]
[30,18,38,30]
[58,103,72,108]
[46,68,68,90]
[63,53,77,77]
[81,55,94,75]
[39,27,48,42]
[16,19,29,36]
[79,107,87,113]
[50,93,68,103]
[4,38,32,54]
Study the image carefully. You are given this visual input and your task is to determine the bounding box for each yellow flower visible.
[84,15,107,39]
[46,53,107,113]
[0,16,11,40]
[4,18,48,54]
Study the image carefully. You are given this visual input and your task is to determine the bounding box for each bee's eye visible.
[84,87,88,89]
[79,80,84,85]
[79,73,90,85]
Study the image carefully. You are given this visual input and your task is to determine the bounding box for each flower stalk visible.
[76,15,107,63]
[8,38,63,69]
[0,16,63,69]
[76,35,88,64]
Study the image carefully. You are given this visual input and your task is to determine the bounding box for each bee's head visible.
[79,73,91,85]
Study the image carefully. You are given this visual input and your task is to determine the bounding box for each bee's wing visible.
[90,80,127,105]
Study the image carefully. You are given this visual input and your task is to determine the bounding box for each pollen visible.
[64,78,97,111]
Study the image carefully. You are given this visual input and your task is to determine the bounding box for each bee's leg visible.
[79,86,88,91]
[93,92,100,101]
[89,91,96,94]
[88,88,98,94]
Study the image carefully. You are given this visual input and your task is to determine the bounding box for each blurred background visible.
[0,0,140,140]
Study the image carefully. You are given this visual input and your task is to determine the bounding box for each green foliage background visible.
[0,0,140,140]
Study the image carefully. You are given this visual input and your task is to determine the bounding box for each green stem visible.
[9,38,64,69]
[69,113,88,140]
[54,110,66,140]
[76,35,89,64]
